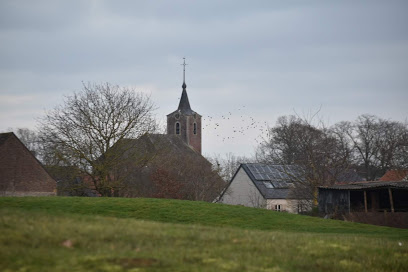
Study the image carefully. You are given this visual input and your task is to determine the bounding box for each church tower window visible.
[193,122,197,135]
[175,122,180,135]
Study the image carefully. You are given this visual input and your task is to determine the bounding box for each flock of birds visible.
[201,105,270,144]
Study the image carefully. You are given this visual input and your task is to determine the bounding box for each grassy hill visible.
[1,197,407,271]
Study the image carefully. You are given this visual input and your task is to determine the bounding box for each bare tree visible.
[7,128,42,158]
[334,115,408,180]
[38,82,157,196]
[207,153,253,182]
[256,115,353,204]
[150,151,225,202]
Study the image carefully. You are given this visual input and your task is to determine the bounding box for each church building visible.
[99,58,223,201]
[167,58,202,154]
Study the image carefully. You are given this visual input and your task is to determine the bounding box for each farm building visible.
[0,132,56,196]
[318,180,408,214]
[219,163,313,213]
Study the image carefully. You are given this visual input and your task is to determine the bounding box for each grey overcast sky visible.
[1,1,407,157]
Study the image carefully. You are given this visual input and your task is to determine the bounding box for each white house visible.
[219,163,312,213]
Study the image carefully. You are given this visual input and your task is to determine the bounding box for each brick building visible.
[0,132,56,196]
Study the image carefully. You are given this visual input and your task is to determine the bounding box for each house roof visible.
[320,180,408,190]
[0,132,56,193]
[241,163,304,199]
[0,132,13,146]
[379,169,408,181]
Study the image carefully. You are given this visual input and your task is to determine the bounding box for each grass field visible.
[1,197,407,271]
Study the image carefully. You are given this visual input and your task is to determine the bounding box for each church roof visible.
[168,60,198,116]
[167,84,197,116]
[177,85,194,115]
[111,133,207,166]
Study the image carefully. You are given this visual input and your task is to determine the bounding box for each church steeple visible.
[178,58,192,113]
[166,57,202,154]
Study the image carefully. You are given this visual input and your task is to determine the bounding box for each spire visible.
[181,57,187,90]
[178,58,192,113]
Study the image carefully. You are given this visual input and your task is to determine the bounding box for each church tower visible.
[167,58,202,154]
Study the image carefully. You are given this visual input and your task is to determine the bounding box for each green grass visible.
[1,197,408,271]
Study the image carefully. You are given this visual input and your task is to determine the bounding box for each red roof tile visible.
[379,170,408,181]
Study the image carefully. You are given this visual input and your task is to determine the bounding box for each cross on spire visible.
[178,57,191,111]
[181,57,188,84]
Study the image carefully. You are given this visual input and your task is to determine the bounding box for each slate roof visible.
[168,82,199,116]
[241,163,304,199]
[320,180,408,190]
[178,85,193,114]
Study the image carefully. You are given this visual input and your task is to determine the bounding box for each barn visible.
[318,181,408,214]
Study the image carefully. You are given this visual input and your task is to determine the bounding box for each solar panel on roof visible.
[246,163,306,183]
[253,173,266,180]
[271,181,289,189]
[252,165,261,174]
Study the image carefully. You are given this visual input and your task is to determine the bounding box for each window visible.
[175,122,180,135]
[193,122,197,135]
[275,204,281,212]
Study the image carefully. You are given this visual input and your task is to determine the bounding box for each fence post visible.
[364,190,368,213]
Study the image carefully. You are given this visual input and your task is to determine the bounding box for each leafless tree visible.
[150,151,226,202]
[256,115,353,204]
[207,153,254,182]
[7,127,42,158]
[38,82,157,196]
[334,114,408,180]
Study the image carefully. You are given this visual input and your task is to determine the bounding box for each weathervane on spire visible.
[181,57,188,84]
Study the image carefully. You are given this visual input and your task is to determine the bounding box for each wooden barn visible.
[318,181,408,214]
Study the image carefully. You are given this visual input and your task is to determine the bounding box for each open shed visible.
[318,181,408,215]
